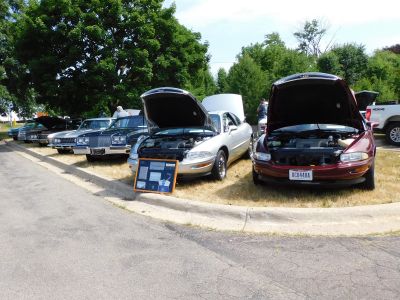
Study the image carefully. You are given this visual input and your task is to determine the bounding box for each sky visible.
[164,0,400,75]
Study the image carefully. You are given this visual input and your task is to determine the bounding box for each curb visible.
[5,141,400,236]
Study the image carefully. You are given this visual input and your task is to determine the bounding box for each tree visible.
[294,19,328,57]
[317,52,342,76]
[383,44,400,54]
[331,43,368,85]
[353,50,400,102]
[14,0,209,116]
[216,68,228,93]
[227,54,266,124]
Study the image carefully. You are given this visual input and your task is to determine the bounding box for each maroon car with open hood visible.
[252,72,376,189]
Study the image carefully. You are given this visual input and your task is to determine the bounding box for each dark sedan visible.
[73,115,148,161]
[252,72,376,190]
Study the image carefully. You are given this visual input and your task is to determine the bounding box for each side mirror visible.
[229,125,238,132]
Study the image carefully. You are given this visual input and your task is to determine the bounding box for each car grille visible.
[60,138,76,144]
[89,136,111,148]
[38,133,48,139]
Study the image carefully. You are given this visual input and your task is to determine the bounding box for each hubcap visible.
[390,127,400,143]
[218,155,226,178]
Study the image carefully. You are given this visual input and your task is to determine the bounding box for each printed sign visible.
[134,158,179,194]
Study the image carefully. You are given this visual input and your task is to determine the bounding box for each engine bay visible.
[138,135,211,161]
[266,132,357,166]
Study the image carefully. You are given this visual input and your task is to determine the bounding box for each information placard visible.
[134,158,179,194]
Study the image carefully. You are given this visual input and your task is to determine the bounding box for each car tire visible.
[12,137,17,141]
[211,150,227,180]
[86,154,98,162]
[252,166,261,185]
[385,122,400,146]
[57,149,70,154]
[359,163,375,190]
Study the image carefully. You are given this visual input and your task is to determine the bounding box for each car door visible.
[229,112,251,157]
[222,113,244,162]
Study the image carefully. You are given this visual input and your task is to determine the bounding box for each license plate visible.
[91,148,105,155]
[289,169,313,181]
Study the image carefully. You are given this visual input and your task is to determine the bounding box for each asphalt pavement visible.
[1,142,400,299]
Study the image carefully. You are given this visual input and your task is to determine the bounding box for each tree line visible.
[0,1,399,123]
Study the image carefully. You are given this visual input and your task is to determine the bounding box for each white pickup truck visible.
[366,102,400,146]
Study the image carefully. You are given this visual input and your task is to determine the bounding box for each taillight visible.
[366,108,371,121]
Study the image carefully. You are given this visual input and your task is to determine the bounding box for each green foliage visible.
[331,43,368,85]
[216,68,228,93]
[14,0,209,116]
[227,54,266,124]
[352,50,400,102]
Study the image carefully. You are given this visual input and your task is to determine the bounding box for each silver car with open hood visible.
[128,88,253,180]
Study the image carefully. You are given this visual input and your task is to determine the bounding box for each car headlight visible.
[340,152,369,162]
[253,152,271,161]
[30,134,38,139]
[76,137,90,145]
[185,151,214,161]
[112,135,126,145]
[54,138,61,144]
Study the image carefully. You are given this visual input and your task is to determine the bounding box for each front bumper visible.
[253,158,373,187]
[48,143,74,150]
[127,156,215,177]
[73,145,131,155]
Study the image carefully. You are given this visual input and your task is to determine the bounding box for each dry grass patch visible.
[173,150,400,208]
[16,140,400,208]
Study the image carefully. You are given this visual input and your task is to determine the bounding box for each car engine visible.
[138,136,211,161]
[265,133,357,166]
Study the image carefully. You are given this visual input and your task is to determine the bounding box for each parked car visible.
[127,88,253,180]
[366,100,400,146]
[17,121,46,142]
[73,115,148,162]
[8,120,35,140]
[25,116,81,146]
[48,117,114,154]
[252,72,376,189]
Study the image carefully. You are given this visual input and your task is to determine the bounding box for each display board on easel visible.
[134,158,179,194]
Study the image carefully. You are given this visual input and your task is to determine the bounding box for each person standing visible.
[257,98,267,120]
[112,106,129,118]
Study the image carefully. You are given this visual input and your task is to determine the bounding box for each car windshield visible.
[110,116,146,129]
[154,127,215,136]
[209,114,221,133]
[79,119,111,130]
[272,124,359,134]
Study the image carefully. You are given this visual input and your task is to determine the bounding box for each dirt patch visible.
[14,140,400,208]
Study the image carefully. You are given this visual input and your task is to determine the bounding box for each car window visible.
[110,116,146,129]
[230,113,241,125]
[222,113,237,131]
[79,120,111,130]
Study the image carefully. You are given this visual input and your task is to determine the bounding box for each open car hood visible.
[355,90,379,111]
[267,72,365,133]
[34,116,69,130]
[202,94,245,122]
[141,87,216,134]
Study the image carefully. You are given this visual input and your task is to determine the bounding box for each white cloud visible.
[175,0,400,28]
